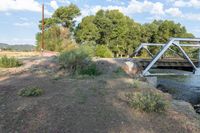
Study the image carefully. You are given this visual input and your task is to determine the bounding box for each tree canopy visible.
[36,4,81,51]
[75,10,194,57]
[36,4,194,57]
[75,10,142,57]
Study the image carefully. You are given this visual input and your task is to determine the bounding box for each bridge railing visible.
[133,38,200,76]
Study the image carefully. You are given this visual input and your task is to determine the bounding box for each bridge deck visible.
[133,58,199,69]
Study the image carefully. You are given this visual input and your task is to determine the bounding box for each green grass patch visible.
[126,91,168,113]
[18,87,44,97]
[113,67,127,77]
[132,80,141,88]
[78,63,101,76]
[0,55,22,68]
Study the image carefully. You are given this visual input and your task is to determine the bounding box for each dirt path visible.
[0,57,200,133]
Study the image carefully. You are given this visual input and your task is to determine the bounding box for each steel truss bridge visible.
[133,38,200,76]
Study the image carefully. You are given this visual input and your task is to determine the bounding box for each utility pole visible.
[41,0,45,53]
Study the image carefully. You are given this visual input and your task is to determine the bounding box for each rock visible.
[193,104,200,114]
[195,108,200,114]
[157,84,168,93]
[172,100,197,117]
[125,61,134,71]
[122,61,140,76]
[146,77,157,87]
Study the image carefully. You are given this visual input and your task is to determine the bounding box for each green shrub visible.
[80,44,95,57]
[79,63,101,76]
[126,91,168,113]
[114,67,126,75]
[59,47,101,76]
[59,48,91,73]
[95,45,113,58]
[0,56,22,68]
[18,87,44,97]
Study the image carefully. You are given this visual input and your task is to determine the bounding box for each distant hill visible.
[0,43,35,51]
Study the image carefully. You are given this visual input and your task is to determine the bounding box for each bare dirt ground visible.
[0,55,200,133]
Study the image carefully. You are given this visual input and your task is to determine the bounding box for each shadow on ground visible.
[0,57,200,133]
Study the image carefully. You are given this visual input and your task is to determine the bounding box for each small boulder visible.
[193,104,200,114]
[122,61,141,76]
[172,100,197,117]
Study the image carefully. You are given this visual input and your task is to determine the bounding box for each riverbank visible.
[156,74,200,114]
[0,56,200,132]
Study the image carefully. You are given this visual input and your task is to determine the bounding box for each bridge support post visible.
[195,48,200,75]
[198,48,200,67]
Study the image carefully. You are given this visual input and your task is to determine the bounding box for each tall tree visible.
[52,4,81,31]
[36,4,81,51]
[75,16,100,44]
[75,9,142,57]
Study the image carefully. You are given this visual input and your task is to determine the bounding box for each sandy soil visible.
[0,56,200,133]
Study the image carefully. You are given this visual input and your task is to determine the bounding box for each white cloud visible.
[13,22,33,27]
[80,0,165,19]
[50,0,59,10]
[0,0,51,16]
[122,0,165,15]
[78,0,200,22]
[5,12,11,16]
[164,8,200,21]
[19,17,28,21]
[172,0,200,8]
[14,17,35,27]
[165,8,183,17]
[184,13,200,21]
[57,0,70,4]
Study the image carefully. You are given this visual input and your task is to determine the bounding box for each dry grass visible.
[0,51,40,58]
[0,56,200,133]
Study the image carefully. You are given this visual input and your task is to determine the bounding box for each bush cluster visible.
[0,56,22,68]
[18,87,44,97]
[95,45,113,58]
[59,48,90,71]
[126,91,168,113]
[59,47,100,76]
[79,63,101,76]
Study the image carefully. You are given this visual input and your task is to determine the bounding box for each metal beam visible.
[133,42,200,58]
[143,47,154,58]
[142,39,175,75]
[141,38,200,75]
[132,45,144,57]
[173,43,197,70]
[141,43,200,47]
[168,47,184,58]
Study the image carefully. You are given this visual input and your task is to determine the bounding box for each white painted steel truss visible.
[133,38,200,76]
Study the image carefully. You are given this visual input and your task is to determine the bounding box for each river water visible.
[157,74,200,105]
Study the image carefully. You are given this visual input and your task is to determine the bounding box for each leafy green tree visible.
[142,20,194,43]
[141,20,194,56]
[36,4,81,51]
[75,16,100,44]
[95,45,113,58]
[36,25,62,51]
[52,4,81,31]
[75,9,142,57]
[38,18,58,30]
[36,4,195,57]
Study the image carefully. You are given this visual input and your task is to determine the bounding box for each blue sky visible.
[0,0,200,45]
